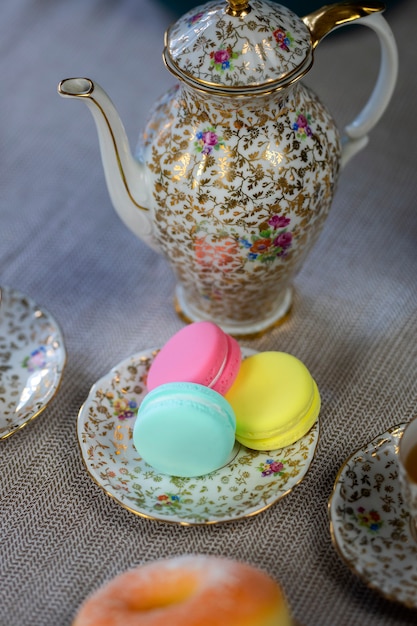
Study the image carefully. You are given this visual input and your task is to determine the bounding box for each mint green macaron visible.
[133,382,236,477]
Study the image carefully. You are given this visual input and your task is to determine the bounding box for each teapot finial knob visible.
[226,0,251,16]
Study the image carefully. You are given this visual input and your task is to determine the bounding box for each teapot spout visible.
[58,78,155,245]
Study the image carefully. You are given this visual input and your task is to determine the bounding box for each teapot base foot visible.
[174,286,293,338]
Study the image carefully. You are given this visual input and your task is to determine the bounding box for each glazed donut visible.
[73,554,294,626]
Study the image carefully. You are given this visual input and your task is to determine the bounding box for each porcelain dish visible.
[329,424,417,608]
[0,286,66,440]
[77,347,319,525]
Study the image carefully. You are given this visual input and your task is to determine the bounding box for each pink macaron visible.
[146,321,241,395]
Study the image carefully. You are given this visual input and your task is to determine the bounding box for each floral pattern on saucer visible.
[329,424,417,608]
[0,286,66,439]
[78,348,319,525]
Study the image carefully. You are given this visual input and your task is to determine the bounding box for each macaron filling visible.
[208,333,241,395]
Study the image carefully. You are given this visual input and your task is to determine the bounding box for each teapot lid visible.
[163,0,313,95]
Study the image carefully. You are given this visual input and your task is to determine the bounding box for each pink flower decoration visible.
[213,49,230,64]
[269,461,284,473]
[268,214,290,229]
[296,114,309,128]
[202,131,218,147]
[274,232,293,249]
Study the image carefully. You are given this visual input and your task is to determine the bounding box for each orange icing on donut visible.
[73,555,293,626]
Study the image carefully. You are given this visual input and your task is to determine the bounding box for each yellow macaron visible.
[225,351,320,450]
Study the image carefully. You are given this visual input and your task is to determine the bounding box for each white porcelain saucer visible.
[329,423,417,608]
[0,286,66,440]
[77,347,319,525]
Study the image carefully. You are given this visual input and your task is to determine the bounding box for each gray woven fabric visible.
[1,1,416,625]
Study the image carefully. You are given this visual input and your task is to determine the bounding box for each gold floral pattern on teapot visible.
[59,0,398,334]
[143,81,340,328]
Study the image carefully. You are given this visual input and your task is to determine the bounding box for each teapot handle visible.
[303,5,398,168]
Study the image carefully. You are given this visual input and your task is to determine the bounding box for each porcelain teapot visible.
[58,0,397,335]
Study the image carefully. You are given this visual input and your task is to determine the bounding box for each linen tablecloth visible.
[1,1,416,624]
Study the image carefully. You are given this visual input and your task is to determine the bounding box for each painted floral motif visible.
[355,507,383,532]
[210,47,240,73]
[106,392,138,420]
[194,127,225,155]
[258,459,286,477]
[193,215,292,270]
[194,229,241,273]
[78,348,319,525]
[187,12,204,27]
[273,27,293,52]
[155,493,181,509]
[22,346,47,371]
[104,466,132,493]
[293,111,313,139]
[239,214,293,263]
